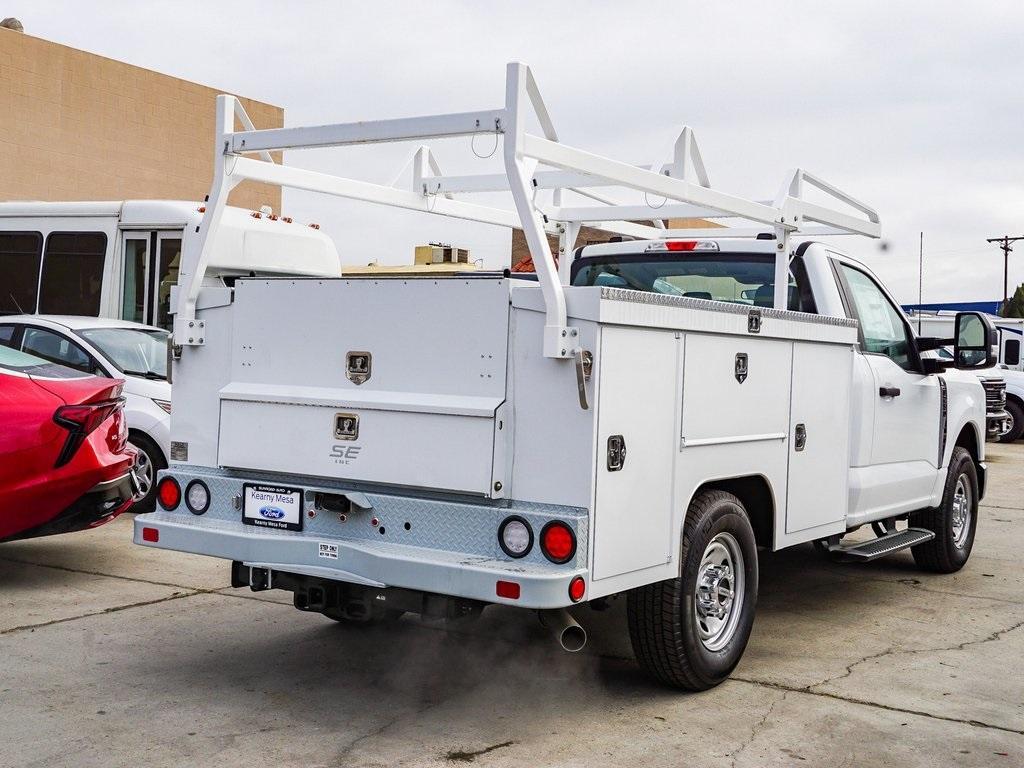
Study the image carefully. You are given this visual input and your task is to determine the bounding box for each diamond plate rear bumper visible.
[133,466,589,610]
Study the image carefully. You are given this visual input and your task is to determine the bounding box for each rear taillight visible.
[52,398,125,468]
[540,521,577,564]
[157,477,181,510]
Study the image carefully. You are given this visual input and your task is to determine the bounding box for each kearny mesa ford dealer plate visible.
[242,484,303,531]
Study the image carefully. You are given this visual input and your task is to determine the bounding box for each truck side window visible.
[839,264,914,371]
[21,327,95,373]
[0,231,43,315]
[38,232,107,316]
[0,324,15,347]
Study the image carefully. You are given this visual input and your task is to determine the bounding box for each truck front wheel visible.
[627,490,758,691]
[912,446,979,573]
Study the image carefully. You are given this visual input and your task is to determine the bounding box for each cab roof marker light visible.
[645,240,719,253]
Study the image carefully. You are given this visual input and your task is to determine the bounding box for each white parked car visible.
[0,315,170,511]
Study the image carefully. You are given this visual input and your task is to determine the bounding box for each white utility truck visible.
[135,64,997,690]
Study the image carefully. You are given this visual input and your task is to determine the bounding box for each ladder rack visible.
[176,62,880,359]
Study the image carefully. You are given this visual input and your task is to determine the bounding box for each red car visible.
[0,344,137,542]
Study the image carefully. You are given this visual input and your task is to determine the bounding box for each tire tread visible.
[627,489,751,690]
[912,446,977,573]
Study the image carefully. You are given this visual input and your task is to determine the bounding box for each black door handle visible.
[879,386,901,398]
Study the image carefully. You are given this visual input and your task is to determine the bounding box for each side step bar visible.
[828,527,935,562]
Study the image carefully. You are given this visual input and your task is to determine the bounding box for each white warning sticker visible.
[318,542,339,560]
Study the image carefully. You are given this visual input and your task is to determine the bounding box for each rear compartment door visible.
[592,327,680,580]
[217,278,510,496]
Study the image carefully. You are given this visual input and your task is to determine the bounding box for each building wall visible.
[0,28,281,210]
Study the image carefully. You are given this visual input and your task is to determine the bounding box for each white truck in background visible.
[911,312,1023,441]
[909,310,1023,371]
[134,64,997,691]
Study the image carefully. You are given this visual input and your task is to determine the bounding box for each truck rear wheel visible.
[998,400,1024,443]
[627,489,758,691]
[912,446,979,573]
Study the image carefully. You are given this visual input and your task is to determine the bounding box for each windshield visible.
[77,327,169,379]
[0,344,90,379]
[571,252,808,310]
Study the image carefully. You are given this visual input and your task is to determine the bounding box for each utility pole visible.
[986,235,1024,309]
[918,232,923,334]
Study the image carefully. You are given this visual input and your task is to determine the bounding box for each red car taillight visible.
[52,398,125,468]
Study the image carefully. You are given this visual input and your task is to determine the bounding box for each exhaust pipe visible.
[539,609,587,653]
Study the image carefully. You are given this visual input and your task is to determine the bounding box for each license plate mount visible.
[242,484,304,531]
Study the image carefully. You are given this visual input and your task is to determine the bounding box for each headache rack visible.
[176,61,880,359]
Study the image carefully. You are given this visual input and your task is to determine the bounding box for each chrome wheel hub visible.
[694,533,745,652]
[951,475,972,549]
[133,447,153,502]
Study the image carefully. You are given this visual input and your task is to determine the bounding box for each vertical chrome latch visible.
[794,423,807,452]
[747,309,762,334]
[346,351,371,385]
[607,435,626,471]
[575,349,593,410]
[735,353,748,384]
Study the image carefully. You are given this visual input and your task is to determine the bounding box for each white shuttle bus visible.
[0,201,340,328]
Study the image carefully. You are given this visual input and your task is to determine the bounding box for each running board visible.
[828,528,935,562]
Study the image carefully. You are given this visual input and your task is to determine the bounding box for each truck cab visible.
[0,201,341,328]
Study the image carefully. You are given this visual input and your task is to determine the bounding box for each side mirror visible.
[953,312,998,370]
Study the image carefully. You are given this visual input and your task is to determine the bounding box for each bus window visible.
[38,232,107,315]
[156,237,181,330]
[121,237,149,324]
[0,232,43,314]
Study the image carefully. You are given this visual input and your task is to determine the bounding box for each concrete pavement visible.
[1,444,1022,767]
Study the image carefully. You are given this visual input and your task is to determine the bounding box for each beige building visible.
[0,23,281,209]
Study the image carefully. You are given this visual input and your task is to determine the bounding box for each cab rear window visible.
[570,251,815,312]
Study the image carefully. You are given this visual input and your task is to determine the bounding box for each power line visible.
[985,235,1024,306]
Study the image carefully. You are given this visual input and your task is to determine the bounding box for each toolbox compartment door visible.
[216,277,510,496]
[783,342,851,540]
[592,327,681,580]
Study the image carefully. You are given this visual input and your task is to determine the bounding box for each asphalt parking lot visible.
[2,444,1022,768]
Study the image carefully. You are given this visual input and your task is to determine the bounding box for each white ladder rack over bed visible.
[176,62,880,359]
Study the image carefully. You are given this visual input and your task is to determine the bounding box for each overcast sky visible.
[6,1,1024,303]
